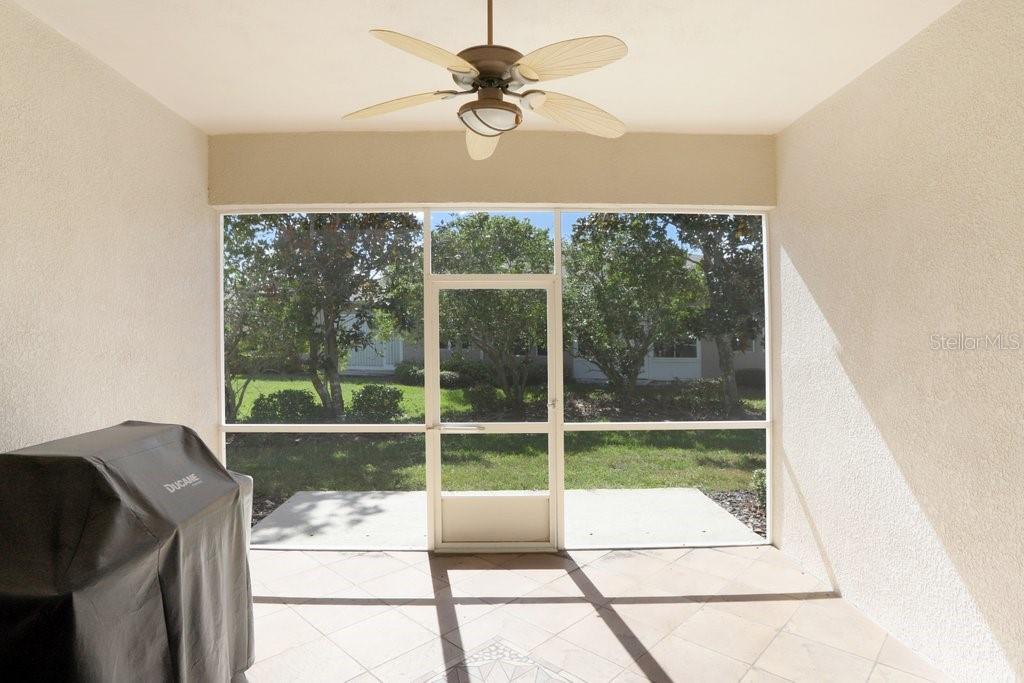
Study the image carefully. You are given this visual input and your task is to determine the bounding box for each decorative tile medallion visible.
[419,637,585,682]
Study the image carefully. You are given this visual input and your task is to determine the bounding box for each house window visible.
[653,339,698,359]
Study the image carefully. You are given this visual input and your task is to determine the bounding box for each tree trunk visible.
[493,362,515,412]
[308,331,332,414]
[714,334,740,415]
[506,365,525,412]
[324,317,344,419]
[225,376,253,423]
[596,352,645,407]
[622,367,643,408]
[225,381,238,422]
[235,377,253,415]
[610,373,634,407]
[511,365,529,412]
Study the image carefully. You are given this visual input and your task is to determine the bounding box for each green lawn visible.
[565,430,765,490]
[228,374,767,506]
[230,375,765,423]
[739,391,766,415]
[227,430,765,503]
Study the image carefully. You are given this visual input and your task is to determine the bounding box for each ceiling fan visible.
[342,0,628,160]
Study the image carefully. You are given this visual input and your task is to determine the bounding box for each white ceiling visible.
[15,0,960,135]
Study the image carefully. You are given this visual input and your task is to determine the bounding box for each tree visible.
[224,213,422,420]
[432,214,551,409]
[658,214,764,414]
[562,213,704,401]
[223,217,295,421]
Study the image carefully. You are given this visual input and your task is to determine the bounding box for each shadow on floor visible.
[252,551,836,681]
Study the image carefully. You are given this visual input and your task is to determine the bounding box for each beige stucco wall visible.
[208,131,775,208]
[0,1,219,454]
[770,0,1023,679]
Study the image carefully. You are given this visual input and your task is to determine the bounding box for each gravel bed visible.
[250,496,286,526]
[704,490,766,538]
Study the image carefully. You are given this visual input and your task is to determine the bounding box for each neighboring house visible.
[346,337,405,372]
[343,251,765,382]
[345,336,764,382]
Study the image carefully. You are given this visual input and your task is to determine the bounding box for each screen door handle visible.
[438,423,486,432]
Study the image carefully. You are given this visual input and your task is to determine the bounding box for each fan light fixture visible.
[458,97,522,137]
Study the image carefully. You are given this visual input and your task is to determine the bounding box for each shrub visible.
[394,361,424,385]
[247,389,323,423]
[735,368,765,391]
[671,378,726,419]
[465,383,503,416]
[349,384,404,423]
[525,361,548,386]
[751,468,767,506]
[441,354,493,386]
[439,370,462,389]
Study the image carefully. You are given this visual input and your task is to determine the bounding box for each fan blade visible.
[515,35,627,82]
[526,91,625,138]
[465,130,500,160]
[343,91,449,120]
[370,29,478,75]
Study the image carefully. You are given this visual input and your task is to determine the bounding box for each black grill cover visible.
[0,421,254,682]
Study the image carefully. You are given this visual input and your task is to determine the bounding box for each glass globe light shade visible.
[458,99,522,137]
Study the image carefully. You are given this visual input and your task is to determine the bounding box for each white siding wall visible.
[346,339,404,373]
[570,349,702,384]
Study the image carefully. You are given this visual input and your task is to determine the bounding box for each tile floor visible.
[244,546,949,683]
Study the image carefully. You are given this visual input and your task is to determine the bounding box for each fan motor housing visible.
[456,44,523,81]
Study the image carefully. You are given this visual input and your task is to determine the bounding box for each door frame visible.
[423,212,566,552]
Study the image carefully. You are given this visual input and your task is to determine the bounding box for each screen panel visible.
[561,212,766,423]
[440,433,549,492]
[430,210,555,274]
[227,433,427,548]
[563,429,766,546]
[223,212,424,424]
[438,288,548,423]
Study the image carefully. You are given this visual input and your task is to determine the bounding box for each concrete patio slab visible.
[251,488,762,549]
[251,490,428,549]
[564,488,763,547]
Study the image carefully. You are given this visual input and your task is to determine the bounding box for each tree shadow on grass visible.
[563,430,766,490]
[563,380,767,422]
[694,453,765,471]
[441,433,548,459]
[440,434,549,491]
[565,429,765,454]
[227,433,427,500]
